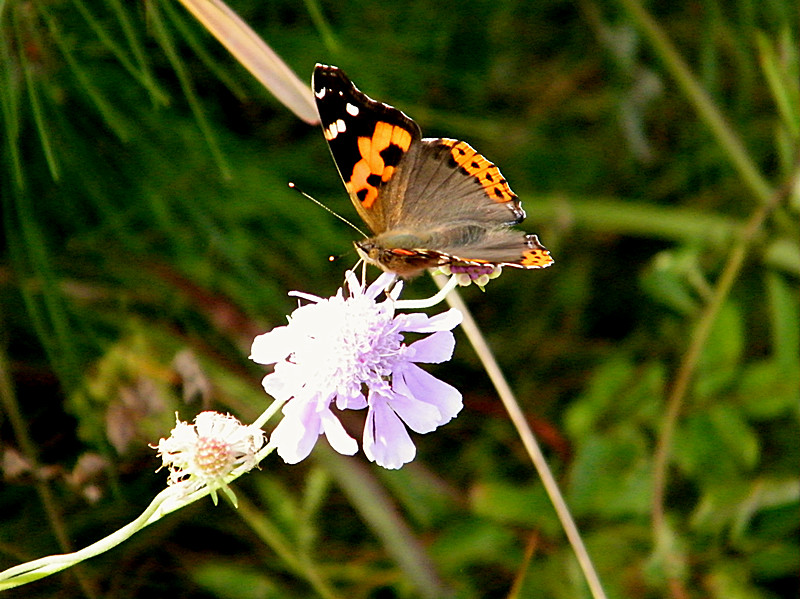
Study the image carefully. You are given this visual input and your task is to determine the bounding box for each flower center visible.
[339,300,401,379]
[194,436,234,478]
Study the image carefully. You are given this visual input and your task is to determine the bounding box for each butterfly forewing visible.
[313,65,420,234]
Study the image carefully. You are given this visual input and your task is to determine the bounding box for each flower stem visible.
[433,273,608,599]
[650,172,795,568]
[253,396,287,430]
[0,487,173,590]
[0,448,265,590]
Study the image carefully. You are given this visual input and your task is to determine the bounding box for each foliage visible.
[1,0,797,597]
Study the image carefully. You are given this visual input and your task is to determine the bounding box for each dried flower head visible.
[155,412,265,504]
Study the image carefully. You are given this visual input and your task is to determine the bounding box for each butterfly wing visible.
[313,64,553,275]
[312,64,421,235]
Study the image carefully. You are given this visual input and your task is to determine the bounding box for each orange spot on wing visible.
[347,122,413,208]
[443,140,517,204]
[521,249,553,268]
[391,127,412,150]
[373,121,392,149]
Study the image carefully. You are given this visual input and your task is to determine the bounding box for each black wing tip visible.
[313,64,350,87]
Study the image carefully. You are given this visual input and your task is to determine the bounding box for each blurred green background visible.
[1,0,798,597]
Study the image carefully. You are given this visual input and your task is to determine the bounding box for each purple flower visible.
[250,272,463,469]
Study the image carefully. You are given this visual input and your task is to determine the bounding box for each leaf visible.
[640,248,703,315]
[431,516,518,569]
[695,300,744,398]
[738,359,798,418]
[470,480,560,535]
[673,404,760,482]
[767,272,799,375]
[565,357,665,437]
[191,561,281,599]
[731,477,800,542]
[705,560,767,599]
[567,430,652,517]
[565,355,635,437]
[707,404,760,470]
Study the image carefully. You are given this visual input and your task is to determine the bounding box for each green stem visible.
[0,328,95,597]
[650,171,795,553]
[0,429,276,590]
[0,488,171,590]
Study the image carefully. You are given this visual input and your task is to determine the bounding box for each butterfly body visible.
[313,64,553,279]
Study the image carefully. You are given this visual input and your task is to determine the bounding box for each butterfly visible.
[312,64,553,281]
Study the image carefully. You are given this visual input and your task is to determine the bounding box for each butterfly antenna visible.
[288,182,368,238]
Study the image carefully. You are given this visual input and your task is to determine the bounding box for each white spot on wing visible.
[324,119,347,140]
[315,87,326,99]
[346,103,359,116]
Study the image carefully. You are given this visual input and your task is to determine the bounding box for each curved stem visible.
[0,334,95,597]
[396,274,459,309]
[252,396,287,430]
[433,273,608,599]
[0,487,173,590]
[0,428,276,590]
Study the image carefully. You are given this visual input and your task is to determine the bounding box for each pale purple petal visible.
[406,331,455,364]
[262,361,304,401]
[288,290,324,303]
[424,308,463,331]
[382,391,443,434]
[250,327,293,364]
[250,270,463,469]
[394,363,462,424]
[397,308,462,334]
[320,410,358,456]
[392,313,429,332]
[363,397,416,469]
[365,272,398,299]
[386,278,403,300]
[335,390,367,411]
[270,403,322,464]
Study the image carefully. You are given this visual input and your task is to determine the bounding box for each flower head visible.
[155,411,265,505]
[250,272,463,469]
[438,263,503,288]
